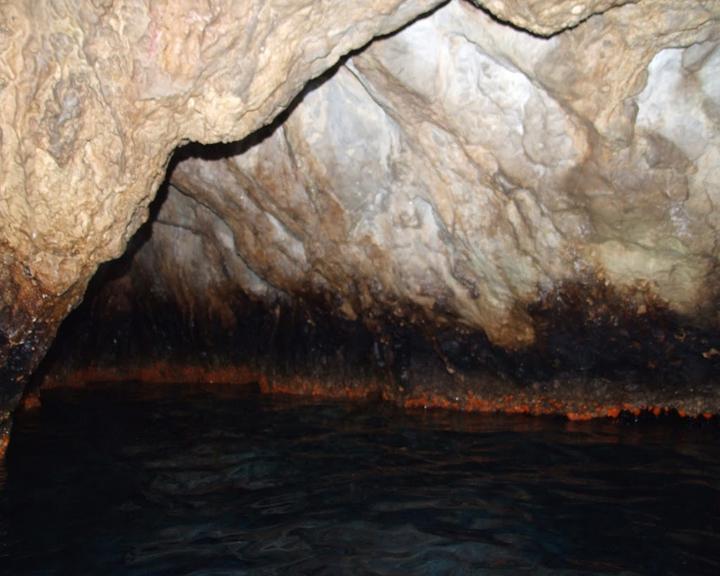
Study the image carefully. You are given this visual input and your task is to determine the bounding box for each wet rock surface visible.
[166,0,720,349]
[36,240,720,421]
[3,1,720,447]
[0,0,447,451]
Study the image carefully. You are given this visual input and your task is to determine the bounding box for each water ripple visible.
[1,385,719,575]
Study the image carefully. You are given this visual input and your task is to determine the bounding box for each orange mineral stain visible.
[567,412,593,422]
[606,407,621,418]
[0,434,9,460]
[20,393,42,411]
[36,364,718,423]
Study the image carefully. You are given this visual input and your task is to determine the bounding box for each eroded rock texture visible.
[40,1,720,422]
[2,0,720,449]
[160,2,720,347]
[162,0,720,348]
[0,0,447,448]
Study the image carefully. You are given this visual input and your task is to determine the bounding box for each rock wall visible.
[0,0,448,449]
[2,0,720,449]
[169,0,720,349]
[158,0,720,352]
[38,1,720,422]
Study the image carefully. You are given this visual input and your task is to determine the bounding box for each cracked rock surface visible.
[166,0,720,348]
[2,0,720,447]
[0,0,445,444]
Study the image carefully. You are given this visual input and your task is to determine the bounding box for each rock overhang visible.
[2,0,720,456]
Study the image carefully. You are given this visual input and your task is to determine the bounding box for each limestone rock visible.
[162,0,720,349]
[1,0,720,448]
[471,0,631,36]
[0,0,445,450]
[1,0,442,295]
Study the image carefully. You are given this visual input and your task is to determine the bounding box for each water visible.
[1,383,719,576]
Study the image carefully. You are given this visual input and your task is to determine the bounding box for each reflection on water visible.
[1,383,719,575]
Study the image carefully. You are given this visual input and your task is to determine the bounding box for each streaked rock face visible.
[165,0,720,349]
[0,0,445,443]
[2,0,720,446]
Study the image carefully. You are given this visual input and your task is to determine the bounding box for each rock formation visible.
[0,0,446,449]
[2,0,720,452]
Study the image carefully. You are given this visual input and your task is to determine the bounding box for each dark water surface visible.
[1,384,719,576]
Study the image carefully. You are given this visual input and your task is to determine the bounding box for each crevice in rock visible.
[27,0,720,426]
[3,1,720,457]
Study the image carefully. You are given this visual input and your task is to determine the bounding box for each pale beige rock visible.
[0,0,442,300]
[472,0,631,36]
[0,0,445,447]
[162,0,720,348]
[1,0,720,443]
